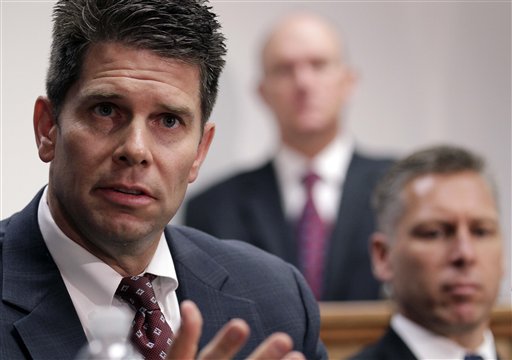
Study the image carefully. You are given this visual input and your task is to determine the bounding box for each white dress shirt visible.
[38,186,181,341]
[274,133,354,224]
[391,313,497,360]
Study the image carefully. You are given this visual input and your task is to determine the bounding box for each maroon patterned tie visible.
[296,171,328,300]
[116,274,174,359]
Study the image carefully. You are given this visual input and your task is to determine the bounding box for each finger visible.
[247,332,294,360]
[282,351,306,360]
[198,318,250,360]
[166,300,203,360]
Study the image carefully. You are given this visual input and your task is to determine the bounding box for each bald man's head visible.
[258,13,355,157]
[261,13,345,75]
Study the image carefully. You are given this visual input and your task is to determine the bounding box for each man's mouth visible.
[444,282,480,298]
[95,184,155,207]
[114,188,144,196]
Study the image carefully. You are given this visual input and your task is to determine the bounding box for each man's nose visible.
[449,227,477,268]
[293,64,316,88]
[112,120,153,167]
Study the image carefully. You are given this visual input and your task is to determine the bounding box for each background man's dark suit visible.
[1,190,326,360]
[349,328,417,360]
[349,327,502,360]
[185,152,393,301]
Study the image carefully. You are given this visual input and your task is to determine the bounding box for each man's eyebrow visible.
[158,103,195,120]
[80,90,124,102]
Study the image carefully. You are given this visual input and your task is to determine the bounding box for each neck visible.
[282,130,337,159]
[76,235,160,276]
[446,323,488,351]
[400,309,489,351]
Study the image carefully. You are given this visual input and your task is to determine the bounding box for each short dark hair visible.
[47,0,226,124]
[373,145,494,235]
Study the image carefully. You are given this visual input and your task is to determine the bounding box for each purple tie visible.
[296,171,328,300]
[464,355,484,360]
[116,274,174,359]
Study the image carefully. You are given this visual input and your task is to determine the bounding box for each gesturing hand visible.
[166,300,305,360]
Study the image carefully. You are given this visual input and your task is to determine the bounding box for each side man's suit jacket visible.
[185,152,393,301]
[0,190,327,360]
[349,327,501,360]
[348,327,417,360]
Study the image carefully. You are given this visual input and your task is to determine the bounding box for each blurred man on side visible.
[350,145,504,360]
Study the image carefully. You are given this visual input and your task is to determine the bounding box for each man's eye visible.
[161,114,180,128]
[94,104,114,117]
[472,226,496,238]
[411,223,457,240]
[271,64,292,78]
[411,225,451,240]
[311,59,328,71]
[413,229,444,239]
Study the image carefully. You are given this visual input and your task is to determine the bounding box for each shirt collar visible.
[38,186,178,308]
[274,132,354,186]
[391,313,497,359]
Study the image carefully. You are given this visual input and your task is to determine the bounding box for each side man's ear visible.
[33,96,57,163]
[370,232,394,282]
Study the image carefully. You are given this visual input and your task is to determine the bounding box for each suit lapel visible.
[382,327,418,360]
[167,227,265,358]
[350,326,417,360]
[323,153,371,298]
[2,190,87,359]
[240,162,297,266]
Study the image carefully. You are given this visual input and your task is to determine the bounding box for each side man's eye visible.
[471,225,497,238]
[412,228,445,240]
[410,224,454,240]
[162,114,180,128]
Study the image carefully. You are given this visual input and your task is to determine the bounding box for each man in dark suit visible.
[0,1,326,359]
[185,13,393,301]
[350,145,504,360]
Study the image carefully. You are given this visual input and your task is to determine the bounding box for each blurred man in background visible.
[351,145,504,359]
[186,13,393,300]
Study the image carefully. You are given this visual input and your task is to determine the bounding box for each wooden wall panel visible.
[319,301,511,359]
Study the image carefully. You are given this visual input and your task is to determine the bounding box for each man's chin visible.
[92,218,157,244]
[438,303,485,333]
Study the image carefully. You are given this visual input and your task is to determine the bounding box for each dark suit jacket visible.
[185,151,393,300]
[349,326,501,360]
[0,190,327,360]
[348,327,417,360]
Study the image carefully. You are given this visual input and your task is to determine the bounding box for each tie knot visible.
[116,274,160,313]
[302,171,320,190]
[464,354,484,360]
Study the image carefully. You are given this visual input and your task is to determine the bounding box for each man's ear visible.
[33,96,57,163]
[257,79,270,107]
[188,121,215,183]
[370,232,394,282]
[338,66,358,104]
